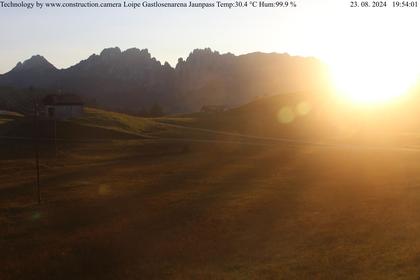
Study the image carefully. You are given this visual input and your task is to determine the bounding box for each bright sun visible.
[317,9,420,105]
[330,56,419,105]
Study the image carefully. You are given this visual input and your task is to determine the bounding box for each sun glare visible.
[330,56,418,105]
[318,9,420,106]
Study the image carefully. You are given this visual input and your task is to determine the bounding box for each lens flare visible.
[296,102,311,116]
[278,107,295,124]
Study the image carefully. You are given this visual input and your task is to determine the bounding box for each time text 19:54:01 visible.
[349,1,418,8]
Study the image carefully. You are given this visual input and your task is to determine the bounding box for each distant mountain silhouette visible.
[0,48,330,113]
[1,55,59,89]
[12,55,57,72]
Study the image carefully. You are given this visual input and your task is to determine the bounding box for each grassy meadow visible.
[2,104,420,279]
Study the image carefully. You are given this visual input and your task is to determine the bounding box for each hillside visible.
[157,91,338,141]
[6,91,420,149]
[0,108,165,140]
[158,90,420,146]
[0,107,246,143]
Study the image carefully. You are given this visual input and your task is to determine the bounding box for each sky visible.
[1,0,420,77]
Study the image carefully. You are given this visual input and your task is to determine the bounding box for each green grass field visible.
[2,104,420,279]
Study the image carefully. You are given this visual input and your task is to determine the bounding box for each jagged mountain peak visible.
[99,47,122,57]
[122,48,150,57]
[187,48,236,59]
[187,48,220,61]
[181,48,236,68]
[11,55,56,73]
[95,47,159,65]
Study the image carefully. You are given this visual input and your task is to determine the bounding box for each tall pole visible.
[33,100,41,204]
[53,118,57,157]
